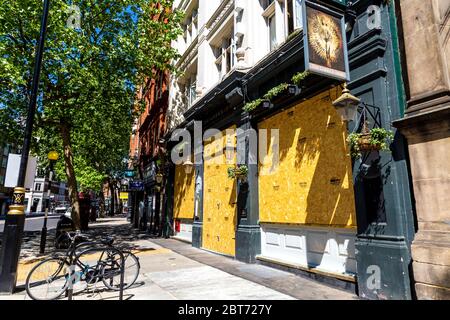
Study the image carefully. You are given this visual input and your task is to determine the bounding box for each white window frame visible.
[185,76,197,108]
[213,32,236,80]
[263,1,277,51]
[268,13,277,51]
[263,0,304,52]
[294,0,303,30]
[286,0,303,34]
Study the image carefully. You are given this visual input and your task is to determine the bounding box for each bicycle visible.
[25,231,140,300]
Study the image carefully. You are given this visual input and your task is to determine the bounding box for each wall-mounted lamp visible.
[183,159,194,174]
[332,83,360,123]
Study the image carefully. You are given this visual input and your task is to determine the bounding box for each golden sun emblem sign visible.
[308,13,342,68]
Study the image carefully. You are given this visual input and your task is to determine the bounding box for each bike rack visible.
[66,242,125,301]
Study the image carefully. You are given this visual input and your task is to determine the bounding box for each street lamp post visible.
[0,0,51,294]
[39,151,59,254]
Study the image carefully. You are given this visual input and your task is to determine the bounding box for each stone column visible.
[394,0,450,300]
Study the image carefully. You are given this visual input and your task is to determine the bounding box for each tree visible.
[0,0,182,228]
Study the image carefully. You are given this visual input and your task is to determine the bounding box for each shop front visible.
[142,162,160,234]
[172,163,195,242]
[257,89,357,278]
[167,0,415,299]
[202,126,237,257]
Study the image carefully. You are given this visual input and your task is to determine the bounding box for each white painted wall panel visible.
[260,224,357,275]
[175,222,193,242]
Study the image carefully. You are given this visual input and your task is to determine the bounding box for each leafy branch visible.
[243,99,263,113]
[292,71,310,87]
[263,83,288,100]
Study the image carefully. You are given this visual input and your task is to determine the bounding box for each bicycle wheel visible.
[75,247,110,287]
[102,251,140,290]
[26,257,69,300]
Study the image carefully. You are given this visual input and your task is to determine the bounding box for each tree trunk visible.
[109,179,115,216]
[115,185,121,214]
[99,189,106,218]
[60,124,81,230]
[99,179,109,218]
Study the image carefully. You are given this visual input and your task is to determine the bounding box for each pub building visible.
[163,0,415,299]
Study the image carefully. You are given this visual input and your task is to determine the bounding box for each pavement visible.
[0,217,357,300]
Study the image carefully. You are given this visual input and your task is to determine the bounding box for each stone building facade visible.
[394,0,450,300]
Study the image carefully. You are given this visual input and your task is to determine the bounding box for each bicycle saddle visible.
[101,236,114,245]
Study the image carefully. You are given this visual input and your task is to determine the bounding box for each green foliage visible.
[263,83,288,100]
[292,71,310,87]
[369,127,394,149]
[347,128,394,159]
[0,0,182,194]
[347,133,362,159]
[243,99,263,113]
[227,165,249,180]
[54,156,105,192]
[286,29,301,43]
[242,71,310,113]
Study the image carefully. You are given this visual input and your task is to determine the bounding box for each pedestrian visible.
[138,197,146,231]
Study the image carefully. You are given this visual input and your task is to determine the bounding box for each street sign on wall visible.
[129,180,144,191]
[124,170,136,178]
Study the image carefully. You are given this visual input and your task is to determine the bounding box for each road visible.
[0,215,60,233]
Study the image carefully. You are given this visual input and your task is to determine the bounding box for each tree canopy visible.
[0,0,182,227]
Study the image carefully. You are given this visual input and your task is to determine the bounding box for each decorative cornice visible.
[176,35,200,71]
[178,0,196,13]
[206,0,234,41]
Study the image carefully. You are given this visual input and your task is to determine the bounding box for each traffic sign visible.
[129,181,144,191]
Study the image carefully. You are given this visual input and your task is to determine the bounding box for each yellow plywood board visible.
[258,90,356,227]
[173,164,195,220]
[202,126,237,256]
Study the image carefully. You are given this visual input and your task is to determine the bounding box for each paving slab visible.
[1,217,357,300]
[150,238,358,300]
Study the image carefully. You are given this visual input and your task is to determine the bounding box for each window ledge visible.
[262,2,276,18]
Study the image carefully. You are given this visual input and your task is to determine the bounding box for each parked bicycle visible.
[25,231,140,300]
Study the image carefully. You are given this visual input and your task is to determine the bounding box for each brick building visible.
[129,70,170,234]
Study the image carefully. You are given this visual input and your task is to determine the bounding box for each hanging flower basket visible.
[348,127,394,159]
[357,133,380,152]
[227,165,249,181]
